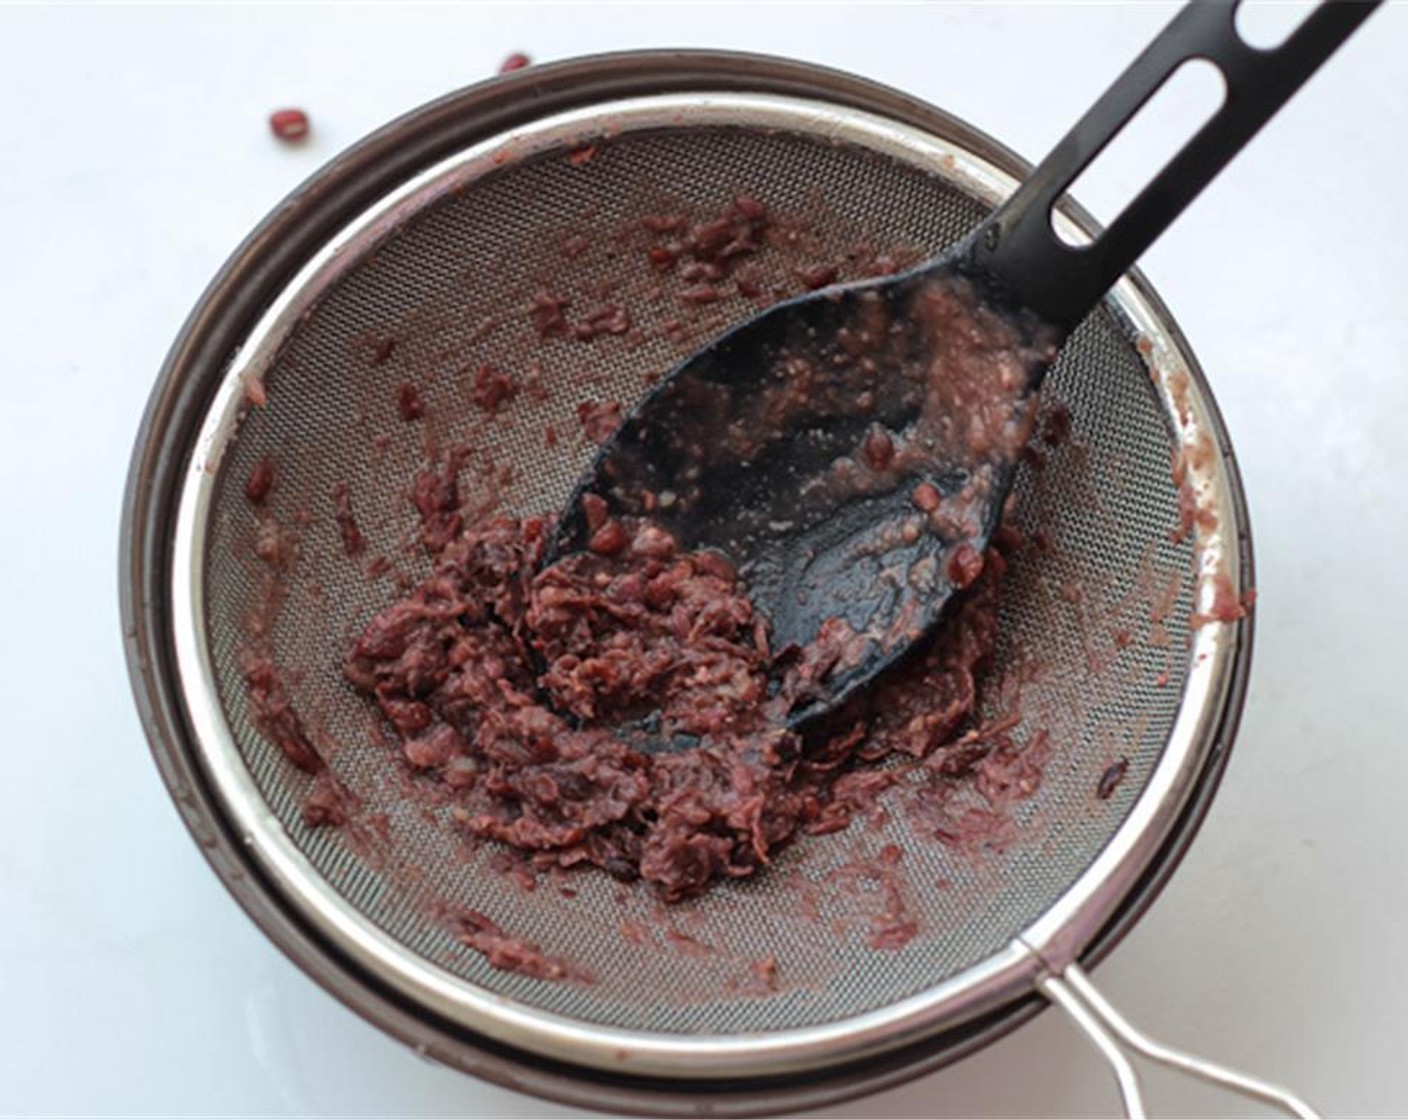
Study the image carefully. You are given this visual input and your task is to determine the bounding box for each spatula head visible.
[551,268,1059,725]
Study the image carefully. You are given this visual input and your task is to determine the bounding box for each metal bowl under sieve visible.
[122,52,1281,1116]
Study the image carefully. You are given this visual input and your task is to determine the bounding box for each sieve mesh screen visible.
[201,122,1196,1038]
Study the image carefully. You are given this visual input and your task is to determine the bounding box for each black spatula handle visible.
[961,0,1379,333]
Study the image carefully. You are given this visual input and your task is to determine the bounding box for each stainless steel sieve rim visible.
[163,90,1242,1082]
[119,51,1256,1115]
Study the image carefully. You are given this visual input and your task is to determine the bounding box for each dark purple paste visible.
[343,512,1005,901]
[242,194,1040,922]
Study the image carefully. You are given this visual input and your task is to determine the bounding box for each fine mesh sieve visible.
[125,54,1268,1115]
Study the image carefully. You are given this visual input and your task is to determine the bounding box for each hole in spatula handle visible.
[1236,0,1321,50]
[1051,59,1225,250]
[962,0,1380,334]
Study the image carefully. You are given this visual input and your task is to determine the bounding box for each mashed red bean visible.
[240,192,1034,907]
[344,510,1004,901]
[455,909,593,981]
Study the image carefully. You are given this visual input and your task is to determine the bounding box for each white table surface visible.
[2,4,1405,1117]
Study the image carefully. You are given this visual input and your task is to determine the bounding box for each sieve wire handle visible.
[958,0,1380,334]
[1039,964,1319,1119]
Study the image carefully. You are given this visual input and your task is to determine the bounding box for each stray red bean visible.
[642,214,687,233]
[863,426,895,470]
[693,549,736,582]
[680,261,725,283]
[499,52,531,74]
[473,364,517,413]
[1043,402,1073,446]
[798,263,839,290]
[991,524,1024,555]
[269,108,310,143]
[573,303,630,340]
[245,457,275,504]
[396,382,424,421]
[331,482,367,557]
[681,284,721,304]
[733,194,767,220]
[946,543,985,589]
[577,399,623,444]
[568,143,598,167]
[581,493,610,533]
[529,290,571,338]
[1097,758,1129,800]
[588,521,629,556]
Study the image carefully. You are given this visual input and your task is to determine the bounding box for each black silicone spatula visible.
[550,0,1378,730]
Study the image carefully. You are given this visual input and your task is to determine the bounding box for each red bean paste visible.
[344,508,1006,901]
[246,194,1042,921]
[455,909,594,982]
